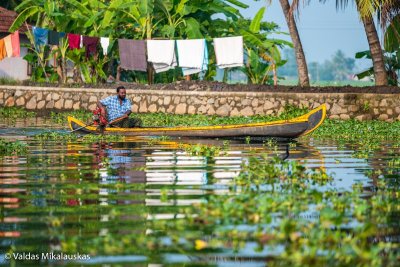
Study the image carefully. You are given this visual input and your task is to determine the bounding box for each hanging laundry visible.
[82,36,99,58]
[177,39,208,76]
[67,33,81,49]
[10,31,20,57]
[147,40,177,73]
[118,39,147,71]
[33,27,49,49]
[48,30,60,45]
[213,36,244,68]
[101,37,110,56]
[0,39,6,61]
[4,35,12,58]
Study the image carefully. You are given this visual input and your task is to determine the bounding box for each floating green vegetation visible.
[33,132,123,143]
[181,143,225,157]
[57,155,399,266]
[50,109,93,124]
[311,119,400,159]
[0,106,36,119]
[0,138,27,155]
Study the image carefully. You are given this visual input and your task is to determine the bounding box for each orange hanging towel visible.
[4,35,12,58]
[11,31,20,57]
[0,39,7,61]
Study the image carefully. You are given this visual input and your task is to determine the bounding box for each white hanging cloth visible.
[176,39,208,76]
[213,36,244,68]
[101,37,110,55]
[147,40,177,73]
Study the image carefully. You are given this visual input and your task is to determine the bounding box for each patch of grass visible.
[0,77,22,85]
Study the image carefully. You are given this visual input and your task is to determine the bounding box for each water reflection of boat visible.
[68,104,326,138]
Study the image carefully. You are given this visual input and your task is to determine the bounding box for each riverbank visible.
[1,82,400,121]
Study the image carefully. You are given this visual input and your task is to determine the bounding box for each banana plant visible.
[224,7,292,84]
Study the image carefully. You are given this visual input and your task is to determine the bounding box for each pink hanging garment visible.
[10,31,20,57]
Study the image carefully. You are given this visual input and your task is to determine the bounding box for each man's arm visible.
[97,101,107,120]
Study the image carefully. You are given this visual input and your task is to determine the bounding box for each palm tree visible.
[320,0,394,86]
[277,0,310,87]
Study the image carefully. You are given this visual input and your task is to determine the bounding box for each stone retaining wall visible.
[0,85,399,121]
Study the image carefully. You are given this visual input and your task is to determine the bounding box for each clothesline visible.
[2,26,244,76]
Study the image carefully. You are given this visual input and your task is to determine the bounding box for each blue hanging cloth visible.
[33,26,49,49]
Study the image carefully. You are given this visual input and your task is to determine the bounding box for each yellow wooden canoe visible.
[68,104,326,138]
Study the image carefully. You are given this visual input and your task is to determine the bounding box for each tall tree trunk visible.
[362,16,388,86]
[279,0,310,87]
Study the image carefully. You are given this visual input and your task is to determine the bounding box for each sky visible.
[239,0,377,69]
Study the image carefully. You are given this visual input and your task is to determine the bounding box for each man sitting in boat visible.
[96,86,142,128]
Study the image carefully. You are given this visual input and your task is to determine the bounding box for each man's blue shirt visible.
[100,96,132,121]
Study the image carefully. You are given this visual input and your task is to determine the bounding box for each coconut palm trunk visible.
[362,16,388,85]
[279,0,310,87]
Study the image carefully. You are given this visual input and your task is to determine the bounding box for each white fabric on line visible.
[147,40,177,73]
[176,39,208,76]
[100,37,110,55]
[213,36,244,68]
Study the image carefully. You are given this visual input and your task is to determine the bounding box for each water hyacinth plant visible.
[0,138,27,156]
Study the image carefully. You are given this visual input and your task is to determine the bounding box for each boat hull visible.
[68,104,326,138]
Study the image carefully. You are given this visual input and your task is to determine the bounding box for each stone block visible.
[52,93,60,101]
[148,104,157,113]
[173,96,181,104]
[188,105,196,114]
[26,97,37,109]
[378,114,389,121]
[54,99,64,109]
[240,106,254,116]
[65,99,73,109]
[163,96,171,105]
[46,100,54,109]
[139,102,148,113]
[216,104,230,117]
[88,103,96,110]
[14,90,23,97]
[230,108,240,116]
[89,96,97,103]
[340,114,350,120]
[207,106,216,115]
[175,103,187,115]
[16,97,25,106]
[37,100,45,109]
[5,97,14,106]
[73,102,80,110]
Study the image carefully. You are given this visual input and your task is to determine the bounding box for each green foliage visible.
[10,0,291,85]
[0,106,36,119]
[50,110,93,124]
[33,131,123,143]
[181,143,224,157]
[311,119,400,159]
[355,50,400,86]
[0,138,27,155]
[0,77,22,85]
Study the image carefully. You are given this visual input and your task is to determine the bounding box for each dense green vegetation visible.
[10,0,290,85]
[0,106,36,119]
[0,138,27,155]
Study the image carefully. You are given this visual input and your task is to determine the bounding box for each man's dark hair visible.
[116,86,126,92]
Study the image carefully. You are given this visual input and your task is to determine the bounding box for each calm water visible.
[0,118,397,266]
